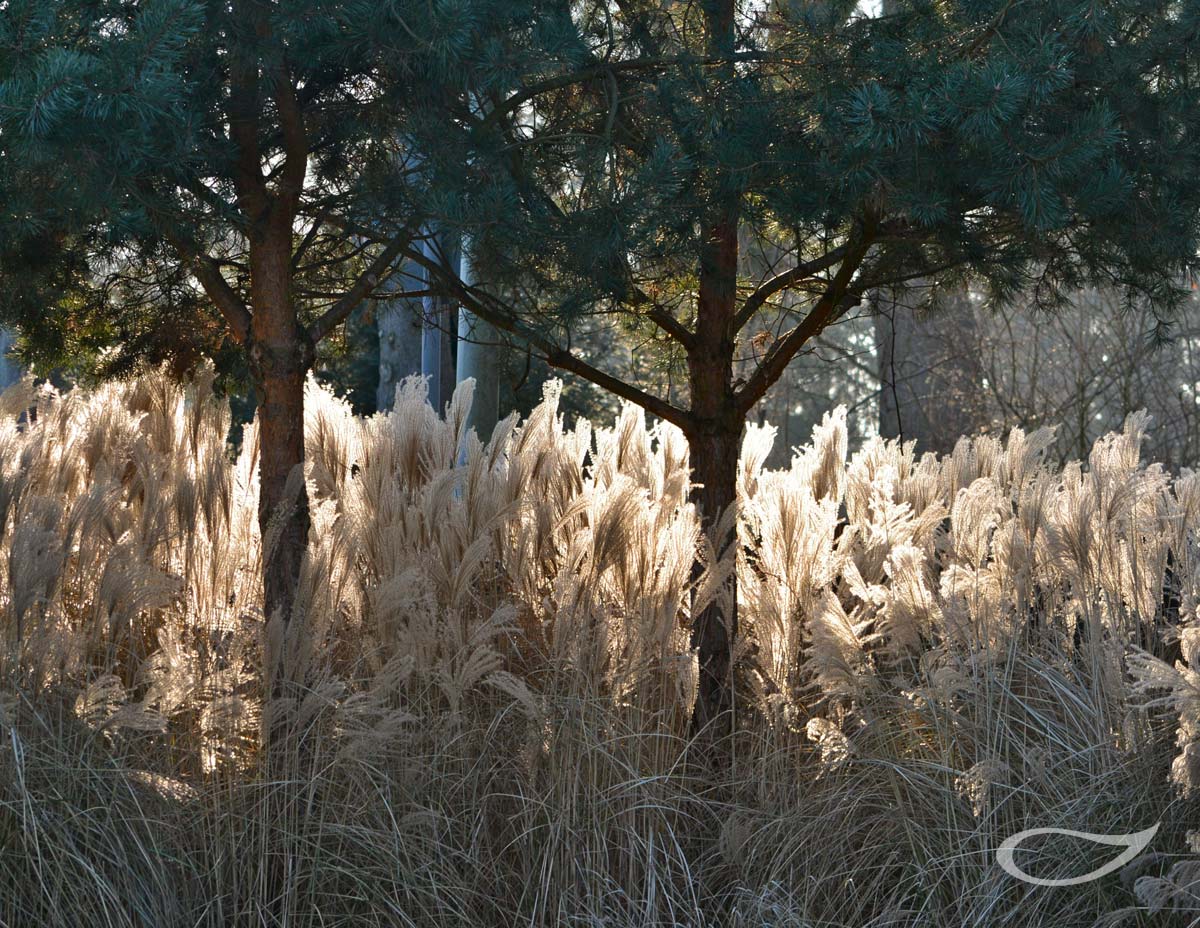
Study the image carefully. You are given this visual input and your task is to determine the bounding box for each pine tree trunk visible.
[248,233,313,715]
[256,355,310,636]
[251,337,310,915]
[687,67,741,738]
[686,414,741,738]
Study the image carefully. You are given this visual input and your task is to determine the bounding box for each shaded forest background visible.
[339,278,1200,470]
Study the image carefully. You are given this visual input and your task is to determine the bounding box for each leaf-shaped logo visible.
[997,823,1160,887]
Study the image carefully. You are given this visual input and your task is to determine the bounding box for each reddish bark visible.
[246,224,314,714]
[687,0,742,730]
[685,413,741,738]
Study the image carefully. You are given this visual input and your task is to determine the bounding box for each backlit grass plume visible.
[1,369,1198,926]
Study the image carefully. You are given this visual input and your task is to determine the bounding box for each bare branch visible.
[733,244,852,332]
[541,342,691,429]
[307,230,413,345]
[645,303,695,347]
[168,235,253,344]
[410,248,693,430]
[735,234,874,413]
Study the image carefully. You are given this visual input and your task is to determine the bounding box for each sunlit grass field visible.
[2,370,1199,926]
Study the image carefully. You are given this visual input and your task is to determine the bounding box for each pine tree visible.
[399,0,1200,736]
[0,0,534,739]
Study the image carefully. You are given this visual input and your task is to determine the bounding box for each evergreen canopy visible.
[387,0,1200,730]
[0,0,534,375]
[411,0,1200,391]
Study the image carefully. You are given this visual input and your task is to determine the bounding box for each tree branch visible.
[484,51,782,129]
[307,230,413,345]
[735,234,874,414]
[170,237,253,344]
[733,243,852,332]
[137,176,253,343]
[959,0,1019,60]
[227,0,269,219]
[540,342,691,429]
[410,248,693,430]
[269,52,307,214]
[644,301,695,347]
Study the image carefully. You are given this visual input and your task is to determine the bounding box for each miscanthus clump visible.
[1,369,1198,927]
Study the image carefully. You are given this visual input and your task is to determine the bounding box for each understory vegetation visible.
[4,370,1200,926]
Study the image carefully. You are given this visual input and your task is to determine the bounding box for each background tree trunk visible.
[376,256,425,412]
[421,237,458,414]
[875,287,986,455]
[0,330,21,389]
[456,243,500,440]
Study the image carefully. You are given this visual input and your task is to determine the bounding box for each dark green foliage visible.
[5,1,1194,399]
[409,0,1200,373]
[0,0,538,380]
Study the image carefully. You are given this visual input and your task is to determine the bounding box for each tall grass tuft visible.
[1,369,1198,926]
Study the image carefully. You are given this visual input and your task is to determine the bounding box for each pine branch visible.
[646,305,696,347]
[733,244,852,333]
[959,0,1020,60]
[145,184,253,344]
[171,238,253,344]
[484,51,782,130]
